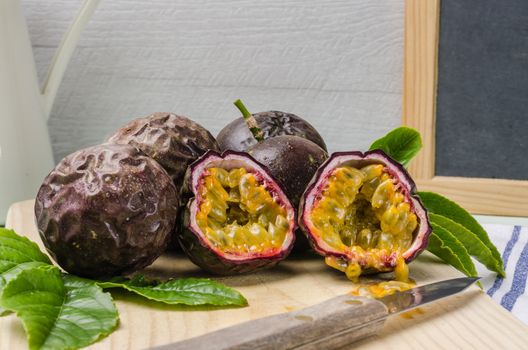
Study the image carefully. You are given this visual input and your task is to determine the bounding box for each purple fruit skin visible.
[107,112,219,251]
[247,135,328,252]
[35,143,179,278]
[217,111,327,152]
[299,150,432,269]
[108,112,219,189]
[178,150,296,275]
[247,136,328,209]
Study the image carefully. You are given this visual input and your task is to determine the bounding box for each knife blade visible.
[152,277,479,350]
[377,277,480,315]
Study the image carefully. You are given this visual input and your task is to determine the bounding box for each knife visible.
[152,277,479,350]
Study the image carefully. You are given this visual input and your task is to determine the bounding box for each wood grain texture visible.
[3,200,528,349]
[21,0,403,161]
[402,0,439,180]
[416,177,528,217]
[402,0,528,216]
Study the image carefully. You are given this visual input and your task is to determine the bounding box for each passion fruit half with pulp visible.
[299,150,431,282]
[179,150,296,275]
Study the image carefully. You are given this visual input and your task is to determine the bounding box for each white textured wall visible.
[23,0,403,162]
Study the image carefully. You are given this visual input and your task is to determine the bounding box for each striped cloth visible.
[476,224,528,325]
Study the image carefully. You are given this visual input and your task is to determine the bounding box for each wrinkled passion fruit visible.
[35,144,179,278]
[108,112,219,188]
[299,150,431,282]
[179,150,296,275]
[217,110,327,152]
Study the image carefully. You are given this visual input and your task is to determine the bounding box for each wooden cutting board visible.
[2,200,528,349]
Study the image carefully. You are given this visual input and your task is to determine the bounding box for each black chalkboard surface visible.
[435,0,528,180]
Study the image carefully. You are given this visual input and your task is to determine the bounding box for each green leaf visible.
[0,261,51,316]
[0,261,50,296]
[369,127,423,167]
[427,223,478,277]
[0,228,51,273]
[0,265,119,350]
[0,228,52,315]
[419,192,504,276]
[429,213,504,276]
[98,275,248,307]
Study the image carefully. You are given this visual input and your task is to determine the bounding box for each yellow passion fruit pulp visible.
[196,167,290,256]
[300,151,431,282]
[180,151,296,275]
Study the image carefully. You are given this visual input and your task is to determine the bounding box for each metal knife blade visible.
[378,277,481,315]
[151,277,480,350]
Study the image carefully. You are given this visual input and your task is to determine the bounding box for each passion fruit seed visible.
[394,256,409,282]
[309,164,417,282]
[345,262,362,282]
[196,167,289,255]
[325,256,348,272]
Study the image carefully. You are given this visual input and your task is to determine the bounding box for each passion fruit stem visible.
[233,99,264,142]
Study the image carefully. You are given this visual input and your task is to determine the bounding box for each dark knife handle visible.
[152,295,389,350]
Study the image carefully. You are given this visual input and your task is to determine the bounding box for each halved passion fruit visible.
[299,150,431,282]
[179,150,296,275]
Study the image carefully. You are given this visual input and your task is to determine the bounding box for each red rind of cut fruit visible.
[179,150,297,275]
[299,150,431,269]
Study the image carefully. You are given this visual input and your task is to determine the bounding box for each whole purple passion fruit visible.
[299,150,431,282]
[217,110,327,152]
[179,150,296,275]
[248,135,328,208]
[108,112,219,188]
[35,143,179,278]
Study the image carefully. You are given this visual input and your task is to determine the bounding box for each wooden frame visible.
[403,0,528,216]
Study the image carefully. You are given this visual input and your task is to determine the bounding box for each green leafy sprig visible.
[369,126,423,167]
[0,228,247,350]
[97,275,247,306]
[369,127,505,277]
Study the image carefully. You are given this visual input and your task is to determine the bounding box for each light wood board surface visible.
[2,200,528,349]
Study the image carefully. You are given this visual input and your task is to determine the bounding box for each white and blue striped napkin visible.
[476,224,528,325]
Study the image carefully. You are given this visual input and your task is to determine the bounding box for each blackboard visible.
[435,0,528,180]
